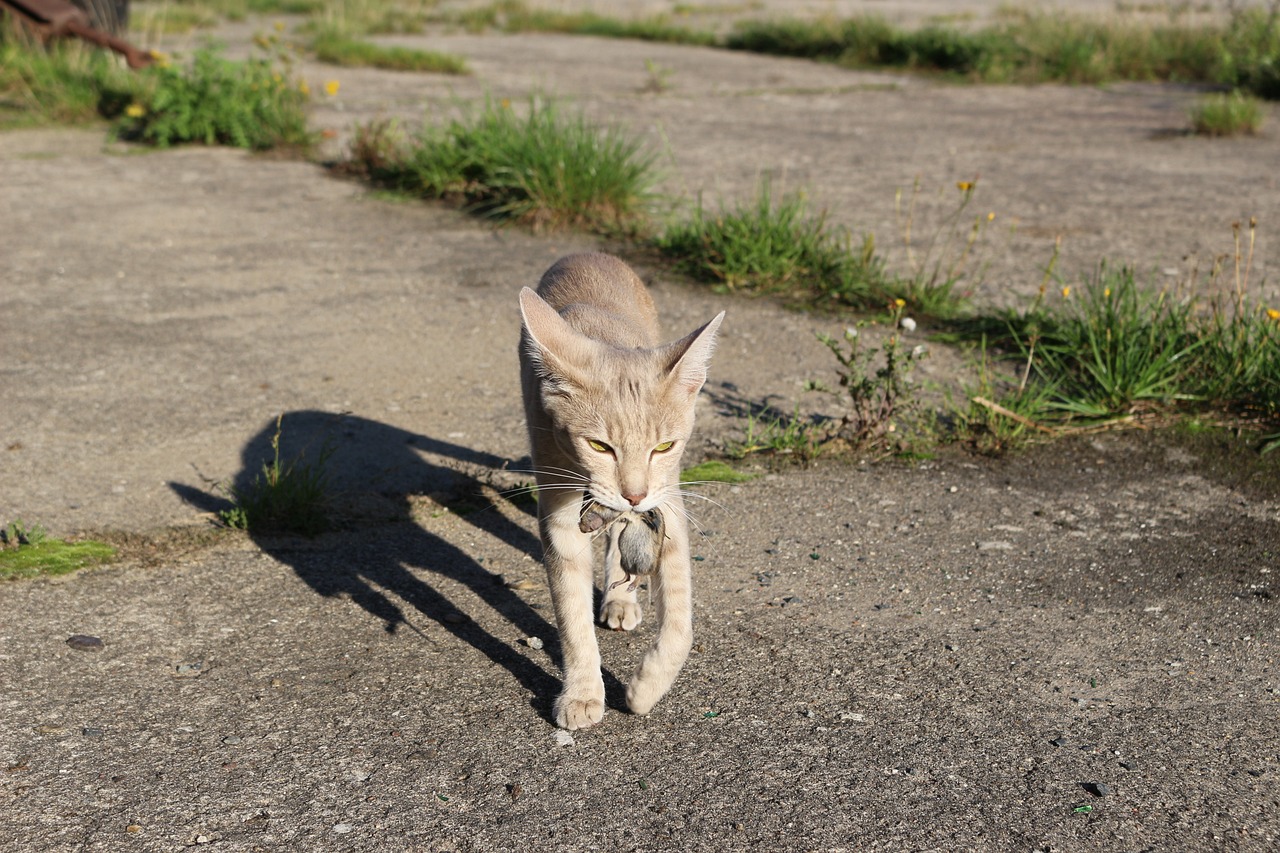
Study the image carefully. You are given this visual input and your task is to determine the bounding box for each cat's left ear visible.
[662,311,725,396]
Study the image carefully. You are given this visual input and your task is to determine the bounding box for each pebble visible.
[524,636,544,650]
[222,736,241,745]
[66,635,104,652]
[1082,781,1111,797]
[82,727,104,738]
[977,540,1014,552]
[442,612,467,625]
[174,662,204,678]
[506,579,538,591]
[1119,760,1139,771]
[333,823,354,834]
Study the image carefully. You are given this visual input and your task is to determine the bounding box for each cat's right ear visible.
[519,287,590,393]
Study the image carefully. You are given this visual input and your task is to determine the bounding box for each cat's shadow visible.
[170,409,628,723]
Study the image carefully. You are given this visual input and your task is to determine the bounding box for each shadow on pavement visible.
[171,409,627,721]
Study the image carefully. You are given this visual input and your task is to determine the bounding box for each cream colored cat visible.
[519,253,724,730]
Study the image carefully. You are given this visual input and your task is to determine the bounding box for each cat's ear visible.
[519,287,592,392]
[662,311,725,396]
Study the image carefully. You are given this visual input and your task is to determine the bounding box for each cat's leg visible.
[539,486,606,729]
[626,500,693,716]
[599,524,643,631]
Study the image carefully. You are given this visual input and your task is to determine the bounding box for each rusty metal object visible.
[1,0,152,69]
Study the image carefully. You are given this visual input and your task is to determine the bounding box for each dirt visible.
[1,3,1278,850]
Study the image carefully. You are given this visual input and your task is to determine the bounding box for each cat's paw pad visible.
[599,599,643,631]
[554,692,604,730]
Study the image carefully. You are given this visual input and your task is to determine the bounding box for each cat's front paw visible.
[599,599,643,631]
[554,690,604,730]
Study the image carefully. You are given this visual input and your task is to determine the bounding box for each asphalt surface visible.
[2,3,1279,850]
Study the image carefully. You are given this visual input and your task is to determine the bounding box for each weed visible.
[115,41,315,151]
[1,519,47,548]
[344,97,658,234]
[811,302,929,449]
[1190,90,1265,135]
[725,406,825,461]
[221,414,334,535]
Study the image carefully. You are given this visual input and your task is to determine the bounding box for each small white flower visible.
[912,344,928,358]
[900,317,917,332]
[844,326,858,339]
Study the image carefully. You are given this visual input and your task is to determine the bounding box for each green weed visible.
[811,303,929,449]
[115,41,315,151]
[725,407,825,462]
[1190,90,1266,135]
[343,98,658,234]
[221,415,334,535]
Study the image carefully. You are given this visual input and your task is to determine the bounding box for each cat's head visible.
[520,287,724,514]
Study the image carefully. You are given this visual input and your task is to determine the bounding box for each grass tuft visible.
[221,415,334,536]
[1190,90,1266,136]
[343,98,658,234]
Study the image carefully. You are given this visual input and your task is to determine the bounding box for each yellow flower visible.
[957,181,974,192]
[894,298,906,308]
[148,49,171,69]
[273,20,286,32]
[1061,286,1071,298]
[1267,308,1280,321]
[299,80,311,96]
[324,80,340,97]
[125,103,146,118]
[501,98,512,109]
[1104,288,1112,299]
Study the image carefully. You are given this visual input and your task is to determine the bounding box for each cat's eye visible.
[653,441,675,453]
[587,439,613,454]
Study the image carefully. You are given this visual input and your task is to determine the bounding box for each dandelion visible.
[298,80,311,96]
[125,103,145,118]
[957,181,974,192]
[1061,286,1071,299]
[894,298,906,309]
[987,212,995,221]
[148,49,171,69]
[1267,308,1280,321]
[324,80,340,96]
[901,317,917,332]
[1104,287,1112,299]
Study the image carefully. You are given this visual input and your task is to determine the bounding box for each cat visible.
[519,253,724,730]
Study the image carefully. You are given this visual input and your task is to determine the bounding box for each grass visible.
[220,415,334,535]
[0,39,136,129]
[342,98,658,233]
[655,178,971,317]
[1190,90,1266,135]
[311,27,469,73]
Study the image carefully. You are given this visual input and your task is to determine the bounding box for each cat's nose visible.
[622,490,647,507]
